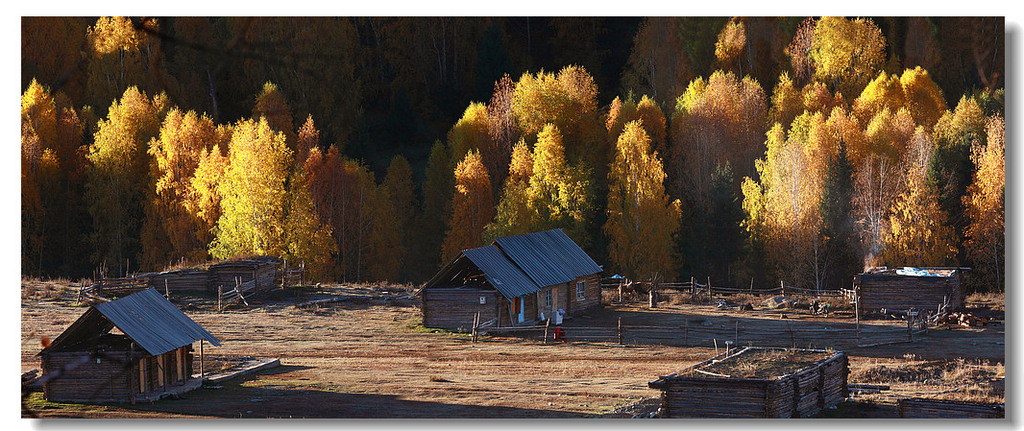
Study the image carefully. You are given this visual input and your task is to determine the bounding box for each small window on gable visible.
[576,281,585,301]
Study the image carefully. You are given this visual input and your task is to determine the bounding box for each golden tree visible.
[441,151,494,262]
[486,140,536,240]
[187,142,229,250]
[808,16,886,97]
[85,86,162,276]
[670,71,767,207]
[253,81,297,149]
[899,67,947,129]
[715,19,747,75]
[963,115,1004,290]
[604,121,681,279]
[284,168,337,282]
[141,109,220,268]
[85,17,174,115]
[881,128,957,266]
[447,102,492,175]
[209,117,292,259]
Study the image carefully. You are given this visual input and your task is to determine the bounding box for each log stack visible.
[649,347,848,418]
[897,398,1004,418]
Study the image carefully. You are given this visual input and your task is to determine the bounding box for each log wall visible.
[856,273,964,314]
[569,274,601,315]
[42,345,196,403]
[897,398,1004,418]
[650,348,848,418]
[422,289,499,331]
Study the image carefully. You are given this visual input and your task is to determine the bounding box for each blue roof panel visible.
[463,245,541,298]
[493,229,602,287]
[95,288,221,356]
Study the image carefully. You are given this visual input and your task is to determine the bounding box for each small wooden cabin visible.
[853,267,965,315]
[421,229,602,331]
[649,347,848,418]
[38,288,221,403]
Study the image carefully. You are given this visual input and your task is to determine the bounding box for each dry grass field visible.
[20,279,1004,418]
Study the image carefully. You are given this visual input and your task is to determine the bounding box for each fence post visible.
[617,281,622,303]
[472,312,480,343]
[544,318,550,344]
[691,276,695,295]
[781,280,786,297]
[750,278,753,293]
[617,317,623,345]
[907,312,913,342]
[217,286,222,312]
[164,279,170,299]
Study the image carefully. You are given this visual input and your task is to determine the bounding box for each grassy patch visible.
[21,392,110,417]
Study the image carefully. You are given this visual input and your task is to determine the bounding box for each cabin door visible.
[513,296,524,323]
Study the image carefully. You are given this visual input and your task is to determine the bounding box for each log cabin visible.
[853,267,965,316]
[421,229,602,331]
[38,288,220,403]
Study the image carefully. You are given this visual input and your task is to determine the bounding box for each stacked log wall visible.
[422,289,499,331]
[897,398,1004,418]
[41,351,135,403]
[652,349,848,418]
[856,274,964,313]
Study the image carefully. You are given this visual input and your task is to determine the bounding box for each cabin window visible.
[576,281,585,301]
[543,289,553,311]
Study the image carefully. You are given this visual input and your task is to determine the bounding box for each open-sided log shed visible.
[421,229,602,331]
[38,288,220,403]
[853,267,965,316]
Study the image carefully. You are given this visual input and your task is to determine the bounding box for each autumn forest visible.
[20,17,1005,293]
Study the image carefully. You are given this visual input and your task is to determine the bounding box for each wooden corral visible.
[897,398,1004,418]
[208,257,279,296]
[421,229,603,331]
[854,267,965,316]
[649,347,848,418]
[80,257,282,304]
[38,289,220,403]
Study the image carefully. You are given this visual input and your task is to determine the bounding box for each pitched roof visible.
[43,288,221,356]
[424,229,601,299]
[492,229,602,288]
[462,245,541,298]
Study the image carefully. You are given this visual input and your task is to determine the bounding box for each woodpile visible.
[897,398,1004,418]
[945,312,990,327]
[649,347,848,418]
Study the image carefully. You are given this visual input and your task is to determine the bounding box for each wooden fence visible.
[471,313,947,349]
[897,398,1004,418]
[601,277,847,303]
[217,277,257,311]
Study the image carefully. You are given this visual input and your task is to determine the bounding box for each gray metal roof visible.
[492,229,602,287]
[92,288,221,356]
[463,245,541,298]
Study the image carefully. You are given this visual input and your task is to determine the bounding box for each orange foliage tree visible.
[963,115,1004,290]
[604,121,681,280]
[441,151,494,262]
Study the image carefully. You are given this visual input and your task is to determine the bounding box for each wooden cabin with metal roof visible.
[421,229,603,331]
[38,288,220,403]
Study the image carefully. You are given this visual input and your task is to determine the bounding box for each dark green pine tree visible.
[818,141,859,290]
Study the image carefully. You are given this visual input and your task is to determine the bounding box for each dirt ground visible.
[20,281,1004,418]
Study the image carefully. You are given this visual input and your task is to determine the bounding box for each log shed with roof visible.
[420,229,603,331]
[38,288,220,403]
